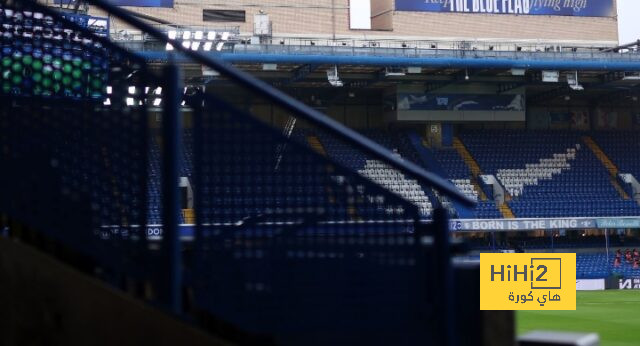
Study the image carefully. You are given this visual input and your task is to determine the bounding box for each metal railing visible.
[0,1,486,344]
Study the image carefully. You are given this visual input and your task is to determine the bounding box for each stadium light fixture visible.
[153,98,162,106]
[126,97,135,106]
[165,43,174,51]
[182,31,191,40]
[194,31,203,40]
[567,71,584,91]
[327,65,343,87]
[207,31,216,41]
[216,42,225,51]
[191,41,200,51]
[221,32,230,41]
[167,30,177,40]
[154,87,162,95]
[262,63,277,71]
[128,86,136,94]
[542,70,560,83]
[182,41,191,49]
[103,98,111,106]
[106,86,112,94]
[385,67,406,77]
[203,41,213,51]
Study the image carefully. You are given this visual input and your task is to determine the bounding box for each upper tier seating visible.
[497,147,576,197]
[148,129,639,222]
[359,158,433,216]
[460,130,640,218]
[592,131,640,178]
[431,146,500,219]
[317,130,435,218]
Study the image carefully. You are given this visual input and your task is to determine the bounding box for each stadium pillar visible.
[431,207,455,346]
[161,63,183,314]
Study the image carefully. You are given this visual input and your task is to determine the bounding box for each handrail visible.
[76,0,475,207]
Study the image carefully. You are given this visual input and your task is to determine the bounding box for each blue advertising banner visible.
[398,93,525,111]
[395,0,615,17]
[55,0,173,7]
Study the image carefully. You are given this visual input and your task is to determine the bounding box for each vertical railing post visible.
[161,63,183,314]
[432,207,454,346]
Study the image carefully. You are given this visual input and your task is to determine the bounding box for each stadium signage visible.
[576,279,604,291]
[397,93,525,111]
[449,218,596,231]
[395,0,615,17]
[450,217,640,231]
[618,278,640,290]
[480,253,576,310]
[55,0,174,7]
[596,218,640,229]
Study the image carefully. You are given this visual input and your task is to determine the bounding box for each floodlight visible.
[567,71,584,91]
[181,41,191,49]
[207,31,216,40]
[167,30,177,39]
[182,31,191,40]
[203,42,213,51]
[327,65,343,87]
[128,86,136,94]
[126,97,135,106]
[216,42,224,51]
[153,98,162,106]
[191,41,200,51]
[221,32,230,41]
[194,31,203,40]
[165,43,174,51]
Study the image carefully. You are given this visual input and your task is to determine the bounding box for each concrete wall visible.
[0,237,233,346]
[89,0,618,45]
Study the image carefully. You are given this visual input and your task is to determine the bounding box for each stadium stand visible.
[577,252,640,279]
[459,130,640,218]
[5,0,640,343]
[592,131,640,178]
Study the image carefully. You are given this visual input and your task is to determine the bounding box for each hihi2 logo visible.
[480,253,575,310]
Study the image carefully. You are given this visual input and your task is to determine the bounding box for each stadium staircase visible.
[306,135,327,156]
[452,138,484,197]
[583,136,630,200]
[182,209,195,224]
[453,137,514,218]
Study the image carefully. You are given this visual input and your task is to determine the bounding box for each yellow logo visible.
[480,253,576,310]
